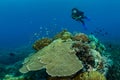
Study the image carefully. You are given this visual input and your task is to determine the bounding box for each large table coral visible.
[19,39,83,77]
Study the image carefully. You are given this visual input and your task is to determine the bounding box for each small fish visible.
[108,44,112,49]
[9,53,16,57]
[99,29,102,32]
[105,32,108,35]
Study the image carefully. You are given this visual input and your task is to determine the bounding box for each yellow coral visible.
[53,30,72,40]
[73,71,106,80]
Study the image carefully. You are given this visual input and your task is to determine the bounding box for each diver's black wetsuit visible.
[72,8,87,26]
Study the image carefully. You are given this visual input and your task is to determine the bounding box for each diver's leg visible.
[80,20,87,30]
[80,19,85,26]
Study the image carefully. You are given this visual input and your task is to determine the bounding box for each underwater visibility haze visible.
[0,0,120,80]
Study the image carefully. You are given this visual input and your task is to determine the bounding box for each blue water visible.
[0,0,120,48]
[0,0,120,79]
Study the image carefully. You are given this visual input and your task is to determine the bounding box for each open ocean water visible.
[0,0,120,80]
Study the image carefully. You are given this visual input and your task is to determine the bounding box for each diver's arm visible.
[72,15,82,21]
[79,19,85,26]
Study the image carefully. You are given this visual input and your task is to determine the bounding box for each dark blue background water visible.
[0,0,120,49]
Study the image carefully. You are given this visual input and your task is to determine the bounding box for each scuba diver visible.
[71,8,89,29]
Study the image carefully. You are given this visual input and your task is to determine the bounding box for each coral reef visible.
[33,38,52,51]
[18,30,112,80]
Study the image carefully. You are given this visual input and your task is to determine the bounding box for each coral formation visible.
[19,30,111,80]
[20,39,83,77]
[53,30,72,40]
[72,41,103,70]
[33,38,52,51]
[72,33,89,42]
[88,35,105,53]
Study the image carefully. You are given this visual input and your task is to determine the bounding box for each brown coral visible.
[72,42,90,60]
[72,42,90,53]
[33,38,52,51]
[72,33,89,42]
[72,42,96,68]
